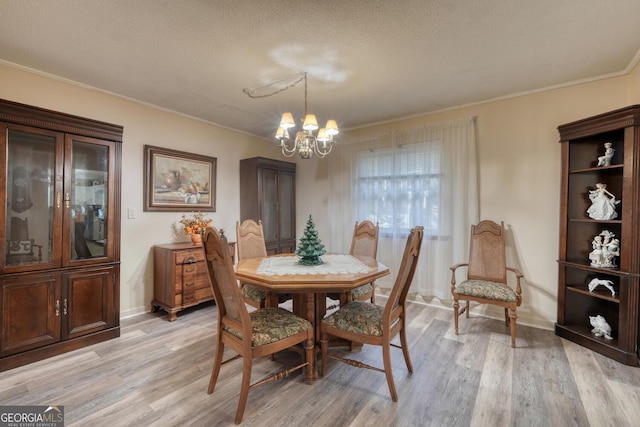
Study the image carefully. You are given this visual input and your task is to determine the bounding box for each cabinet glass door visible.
[67,137,111,261]
[3,126,62,269]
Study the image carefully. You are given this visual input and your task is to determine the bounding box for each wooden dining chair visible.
[320,226,424,402]
[349,220,379,303]
[202,226,314,425]
[236,219,268,308]
[450,220,524,348]
[327,220,379,309]
[236,219,291,308]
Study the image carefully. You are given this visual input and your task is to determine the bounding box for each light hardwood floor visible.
[1,299,639,427]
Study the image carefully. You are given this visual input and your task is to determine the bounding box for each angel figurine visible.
[587,183,620,220]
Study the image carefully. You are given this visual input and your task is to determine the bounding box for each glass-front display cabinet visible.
[0,99,122,371]
[3,130,116,270]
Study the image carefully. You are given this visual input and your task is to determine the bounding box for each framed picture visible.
[143,145,217,212]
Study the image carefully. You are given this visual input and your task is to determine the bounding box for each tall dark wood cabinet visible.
[240,157,296,254]
[556,105,640,366]
[0,99,122,371]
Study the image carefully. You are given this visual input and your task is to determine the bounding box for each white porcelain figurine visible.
[587,278,615,296]
[589,315,613,340]
[587,183,620,220]
[588,230,619,268]
[597,142,614,167]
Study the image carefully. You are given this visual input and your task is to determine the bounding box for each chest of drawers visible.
[152,241,235,321]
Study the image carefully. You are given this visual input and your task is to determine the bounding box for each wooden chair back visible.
[467,220,507,284]
[203,226,251,339]
[349,220,379,259]
[384,226,424,322]
[236,220,268,260]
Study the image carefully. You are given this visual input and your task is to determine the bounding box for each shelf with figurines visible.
[568,134,624,171]
[567,176,623,220]
[566,285,619,303]
[561,286,620,341]
[564,224,622,264]
[569,164,623,174]
[565,271,621,304]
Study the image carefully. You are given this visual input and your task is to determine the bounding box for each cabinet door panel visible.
[260,168,278,243]
[278,171,295,242]
[1,124,64,273]
[64,135,116,265]
[1,274,61,356]
[63,267,114,340]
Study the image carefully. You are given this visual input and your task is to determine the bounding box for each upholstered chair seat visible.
[454,279,517,302]
[350,283,374,301]
[225,307,312,346]
[241,285,267,305]
[322,301,384,336]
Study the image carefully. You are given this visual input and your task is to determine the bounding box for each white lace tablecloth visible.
[256,254,371,276]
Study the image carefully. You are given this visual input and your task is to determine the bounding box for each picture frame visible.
[143,145,217,212]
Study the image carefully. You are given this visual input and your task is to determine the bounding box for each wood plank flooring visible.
[1,299,639,426]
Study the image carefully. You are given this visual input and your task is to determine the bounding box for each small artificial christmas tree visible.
[296,215,326,265]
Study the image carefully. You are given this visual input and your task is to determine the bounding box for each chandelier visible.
[274,72,339,159]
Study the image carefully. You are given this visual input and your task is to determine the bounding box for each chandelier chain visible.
[303,72,308,117]
[242,72,306,99]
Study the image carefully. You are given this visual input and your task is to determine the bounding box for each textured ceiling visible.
[1,0,639,141]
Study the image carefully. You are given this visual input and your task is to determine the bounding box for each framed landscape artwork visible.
[143,145,217,212]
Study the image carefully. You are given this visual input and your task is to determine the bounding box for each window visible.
[328,117,477,299]
[355,140,442,235]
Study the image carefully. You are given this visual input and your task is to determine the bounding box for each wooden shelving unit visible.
[556,105,640,366]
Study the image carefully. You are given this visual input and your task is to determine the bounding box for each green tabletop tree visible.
[296,215,326,265]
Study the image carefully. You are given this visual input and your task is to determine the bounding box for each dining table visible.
[234,253,390,377]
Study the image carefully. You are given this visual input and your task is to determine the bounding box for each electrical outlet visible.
[127,208,136,219]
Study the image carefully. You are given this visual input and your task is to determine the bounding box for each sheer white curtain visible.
[327,117,478,300]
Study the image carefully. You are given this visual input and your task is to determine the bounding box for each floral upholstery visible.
[454,279,517,302]
[242,284,266,303]
[351,283,373,300]
[225,307,312,346]
[322,301,384,336]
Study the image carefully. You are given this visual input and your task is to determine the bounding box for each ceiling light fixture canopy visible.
[273,72,339,159]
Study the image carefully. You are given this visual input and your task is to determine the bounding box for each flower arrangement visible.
[179,211,212,235]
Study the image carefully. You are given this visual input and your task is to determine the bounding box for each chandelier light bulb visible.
[324,119,339,136]
[302,114,319,131]
[316,128,328,142]
[279,112,295,129]
[275,126,289,140]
